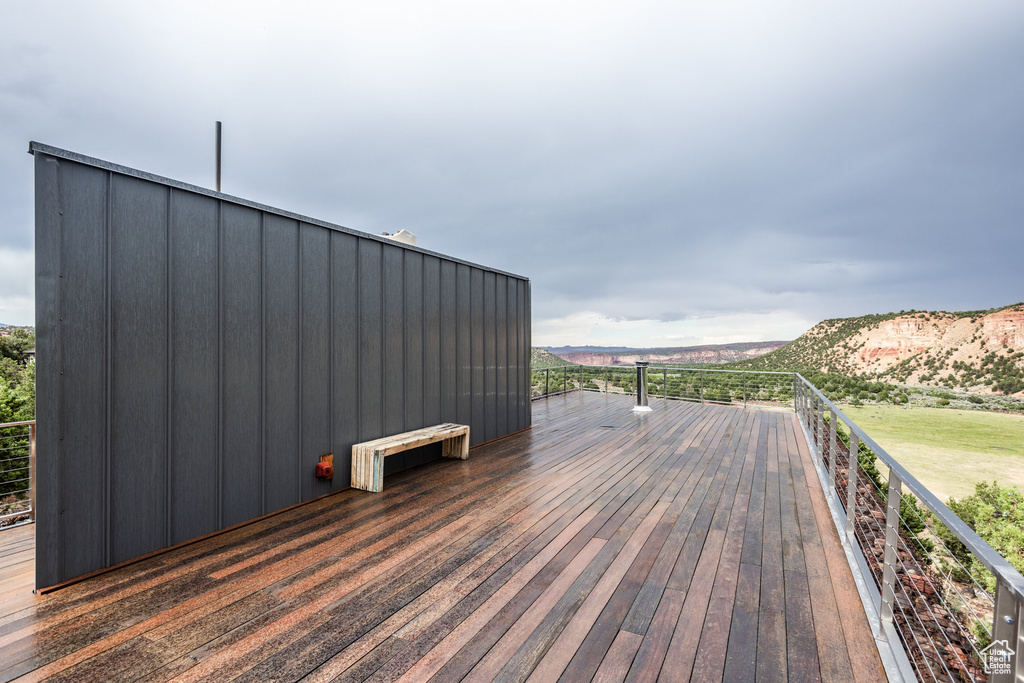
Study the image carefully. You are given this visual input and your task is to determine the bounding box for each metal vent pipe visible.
[215,121,222,192]
[633,361,652,412]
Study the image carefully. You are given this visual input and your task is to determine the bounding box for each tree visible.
[0,329,33,363]
[933,481,1024,594]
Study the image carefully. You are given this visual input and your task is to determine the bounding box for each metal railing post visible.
[604,366,608,393]
[802,383,809,429]
[800,381,808,428]
[991,581,1023,682]
[807,384,812,426]
[793,379,798,416]
[700,369,705,404]
[816,395,824,453]
[544,368,549,396]
[807,385,814,432]
[845,431,859,542]
[563,366,567,394]
[743,372,747,407]
[29,422,36,523]
[879,470,903,638]
[828,408,838,499]
[663,368,667,400]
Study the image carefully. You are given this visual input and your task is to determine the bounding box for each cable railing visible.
[0,420,35,527]
[530,364,795,409]
[795,376,1024,683]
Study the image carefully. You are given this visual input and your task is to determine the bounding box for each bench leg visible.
[351,448,385,493]
[442,433,469,460]
[371,451,383,492]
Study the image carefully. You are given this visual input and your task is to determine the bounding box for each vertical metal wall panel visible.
[439,260,457,424]
[495,275,508,438]
[358,240,383,443]
[109,175,169,565]
[404,251,424,432]
[56,163,108,577]
[331,232,359,489]
[220,204,263,527]
[168,190,220,544]
[300,223,331,500]
[31,144,531,588]
[520,279,530,429]
[383,245,405,449]
[422,256,441,427]
[483,272,497,443]
[393,250,426,474]
[470,268,485,444]
[527,282,532,427]
[34,154,62,585]
[527,280,534,427]
[456,264,472,430]
[262,215,301,513]
[507,277,519,432]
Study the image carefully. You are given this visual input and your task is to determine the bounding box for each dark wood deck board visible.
[756,421,789,682]
[0,393,886,682]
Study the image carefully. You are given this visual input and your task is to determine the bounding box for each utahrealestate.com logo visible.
[980,639,1015,676]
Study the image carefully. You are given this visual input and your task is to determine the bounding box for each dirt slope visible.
[531,348,575,367]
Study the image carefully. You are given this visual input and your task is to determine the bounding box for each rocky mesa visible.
[736,303,1024,395]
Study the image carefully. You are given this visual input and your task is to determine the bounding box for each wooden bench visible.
[351,423,470,493]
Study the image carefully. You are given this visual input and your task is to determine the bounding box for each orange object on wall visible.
[315,454,334,480]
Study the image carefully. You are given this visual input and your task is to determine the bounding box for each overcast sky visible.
[2,1,1021,346]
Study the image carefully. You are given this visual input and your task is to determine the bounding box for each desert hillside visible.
[735,303,1024,395]
[546,341,788,366]
[531,348,575,368]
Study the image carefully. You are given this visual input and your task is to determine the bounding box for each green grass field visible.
[838,404,1024,503]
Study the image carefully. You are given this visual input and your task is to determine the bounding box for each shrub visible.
[932,482,1024,593]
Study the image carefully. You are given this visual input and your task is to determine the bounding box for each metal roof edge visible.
[28,141,528,281]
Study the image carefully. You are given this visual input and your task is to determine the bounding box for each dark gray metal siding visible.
[32,143,531,588]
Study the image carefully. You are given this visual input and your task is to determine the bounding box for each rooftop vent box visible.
[381,229,417,247]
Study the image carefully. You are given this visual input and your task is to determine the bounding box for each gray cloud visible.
[1,1,1021,341]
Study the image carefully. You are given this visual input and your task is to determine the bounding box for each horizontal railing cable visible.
[0,420,35,526]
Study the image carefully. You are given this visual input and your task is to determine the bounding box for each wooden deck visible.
[0,393,885,682]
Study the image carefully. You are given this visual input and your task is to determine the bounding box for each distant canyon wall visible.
[556,341,788,366]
